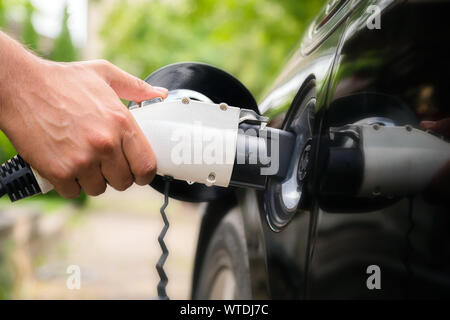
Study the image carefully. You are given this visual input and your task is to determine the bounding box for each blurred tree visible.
[100,0,326,100]
[0,0,6,28]
[22,1,39,51]
[49,4,78,62]
[0,0,31,29]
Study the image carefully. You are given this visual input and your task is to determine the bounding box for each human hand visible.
[420,118,450,204]
[0,57,167,198]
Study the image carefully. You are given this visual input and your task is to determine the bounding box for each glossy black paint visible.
[193,0,450,299]
[308,0,450,299]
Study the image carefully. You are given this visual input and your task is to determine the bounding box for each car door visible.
[307,0,450,299]
[244,0,355,299]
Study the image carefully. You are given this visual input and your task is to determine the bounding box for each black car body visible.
[190,0,450,299]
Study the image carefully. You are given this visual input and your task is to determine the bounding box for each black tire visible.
[194,209,252,300]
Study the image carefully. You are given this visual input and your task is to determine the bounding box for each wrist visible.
[0,33,49,127]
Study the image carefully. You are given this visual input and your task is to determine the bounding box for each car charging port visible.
[229,123,296,190]
[263,84,316,232]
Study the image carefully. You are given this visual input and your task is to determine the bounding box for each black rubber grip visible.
[0,155,41,201]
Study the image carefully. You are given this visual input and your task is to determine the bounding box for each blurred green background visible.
[100,0,324,99]
[0,0,325,299]
[0,0,325,163]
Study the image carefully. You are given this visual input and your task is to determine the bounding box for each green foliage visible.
[0,131,16,162]
[22,1,39,51]
[100,0,326,100]
[0,0,5,28]
[0,0,32,28]
[49,5,78,62]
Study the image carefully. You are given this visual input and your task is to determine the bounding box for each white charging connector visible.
[131,98,241,187]
[33,98,242,193]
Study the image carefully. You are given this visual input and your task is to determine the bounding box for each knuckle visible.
[86,184,106,197]
[134,159,156,183]
[113,177,133,191]
[113,111,131,129]
[66,191,81,199]
[51,167,73,181]
[88,132,116,154]
[73,154,92,170]
[135,78,148,90]
[94,59,112,69]
[56,187,80,199]
[89,59,114,78]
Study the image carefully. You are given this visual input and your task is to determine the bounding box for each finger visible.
[52,179,81,199]
[424,160,450,204]
[77,165,107,196]
[420,120,436,130]
[431,119,450,137]
[420,119,450,137]
[122,121,157,185]
[95,60,168,102]
[30,159,81,199]
[100,149,134,191]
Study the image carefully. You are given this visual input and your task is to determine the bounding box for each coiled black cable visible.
[155,175,172,300]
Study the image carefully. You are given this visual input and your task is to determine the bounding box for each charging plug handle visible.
[0,155,41,201]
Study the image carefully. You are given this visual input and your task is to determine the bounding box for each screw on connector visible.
[181,97,190,104]
[219,103,228,111]
[155,175,172,300]
[207,172,216,184]
[373,186,381,196]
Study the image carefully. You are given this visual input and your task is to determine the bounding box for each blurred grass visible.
[0,193,69,213]
[0,239,14,299]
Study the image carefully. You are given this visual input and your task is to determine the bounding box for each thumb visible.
[96,60,168,102]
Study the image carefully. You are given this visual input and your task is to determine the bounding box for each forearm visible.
[0,31,43,121]
[0,30,166,198]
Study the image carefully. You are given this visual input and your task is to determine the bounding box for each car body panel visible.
[238,2,350,299]
[193,0,450,299]
[308,0,450,298]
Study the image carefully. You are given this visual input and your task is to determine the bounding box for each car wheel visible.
[194,208,252,300]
